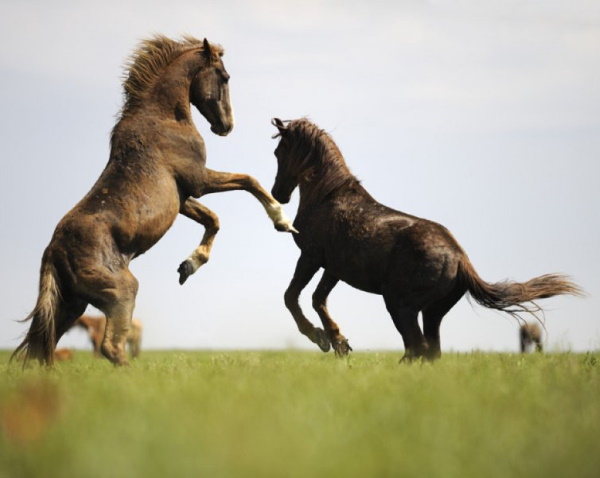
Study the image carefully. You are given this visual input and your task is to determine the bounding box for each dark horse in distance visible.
[12,36,295,367]
[520,322,543,353]
[270,118,581,362]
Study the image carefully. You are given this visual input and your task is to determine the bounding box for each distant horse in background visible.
[520,322,543,353]
[12,35,295,367]
[270,118,582,362]
[53,349,74,362]
[75,315,142,359]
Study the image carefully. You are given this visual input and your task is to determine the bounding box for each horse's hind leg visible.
[312,271,352,356]
[85,268,139,366]
[100,305,136,365]
[383,296,427,363]
[54,299,88,346]
[421,286,464,361]
[284,255,330,352]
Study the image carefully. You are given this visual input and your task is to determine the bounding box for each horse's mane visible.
[120,34,223,115]
[282,119,358,204]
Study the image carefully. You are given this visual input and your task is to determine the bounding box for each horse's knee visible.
[207,214,220,233]
[243,174,261,191]
[284,288,298,310]
[122,273,139,298]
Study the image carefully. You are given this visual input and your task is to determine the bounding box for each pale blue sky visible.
[1,0,598,354]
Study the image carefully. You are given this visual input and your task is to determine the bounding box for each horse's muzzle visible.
[271,186,291,204]
[211,123,233,136]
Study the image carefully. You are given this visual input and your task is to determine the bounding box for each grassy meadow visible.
[1,349,599,478]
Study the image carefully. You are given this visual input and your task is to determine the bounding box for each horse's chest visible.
[159,129,207,192]
[299,214,389,293]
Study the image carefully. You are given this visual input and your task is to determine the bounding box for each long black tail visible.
[459,257,583,319]
[11,259,61,367]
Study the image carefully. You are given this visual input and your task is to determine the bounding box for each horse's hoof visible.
[177,260,194,285]
[398,354,418,365]
[312,328,331,352]
[334,338,353,357]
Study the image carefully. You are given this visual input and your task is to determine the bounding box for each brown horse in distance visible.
[12,36,295,367]
[520,323,543,353]
[270,118,582,362]
[53,349,74,361]
[75,315,142,359]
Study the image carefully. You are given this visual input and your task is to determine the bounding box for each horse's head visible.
[190,39,234,136]
[271,118,300,204]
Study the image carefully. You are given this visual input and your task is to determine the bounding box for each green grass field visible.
[1,350,599,478]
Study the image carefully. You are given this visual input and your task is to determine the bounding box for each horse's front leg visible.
[285,254,331,352]
[312,270,352,357]
[203,169,297,233]
[178,198,220,285]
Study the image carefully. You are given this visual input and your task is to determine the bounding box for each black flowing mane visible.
[279,118,359,205]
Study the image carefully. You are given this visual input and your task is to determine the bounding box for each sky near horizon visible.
[1,0,598,355]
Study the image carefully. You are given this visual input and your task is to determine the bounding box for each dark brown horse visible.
[12,35,295,367]
[270,118,582,362]
[520,323,543,353]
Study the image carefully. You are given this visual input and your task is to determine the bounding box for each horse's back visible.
[302,191,464,296]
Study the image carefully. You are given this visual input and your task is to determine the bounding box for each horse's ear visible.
[272,117,287,138]
[203,38,213,63]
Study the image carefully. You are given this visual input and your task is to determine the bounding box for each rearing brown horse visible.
[270,118,582,362]
[12,36,295,367]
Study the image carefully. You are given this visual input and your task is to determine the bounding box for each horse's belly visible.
[97,186,182,258]
[127,203,180,255]
[341,274,382,295]
[324,251,387,295]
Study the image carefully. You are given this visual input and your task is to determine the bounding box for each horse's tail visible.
[11,256,62,367]
[458,257,583,319]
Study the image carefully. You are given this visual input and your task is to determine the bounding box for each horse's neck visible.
[141,52,200,120]
[298,148,357,209]
[154,72,192,118]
